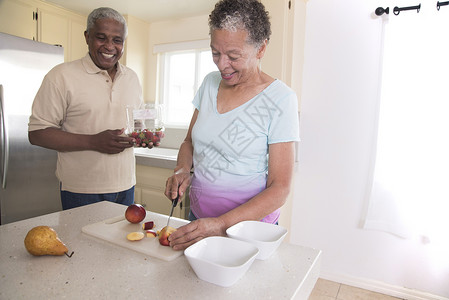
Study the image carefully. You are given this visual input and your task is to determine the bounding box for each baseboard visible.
[319,271,448,300]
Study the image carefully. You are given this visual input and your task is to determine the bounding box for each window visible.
[155,40,217,128]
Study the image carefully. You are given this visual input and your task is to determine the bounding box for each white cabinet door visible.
[0,0,88,63]
[0,0,37,40]
[136,165,187,219]
[70,19,87,61]
[38,8,69,60]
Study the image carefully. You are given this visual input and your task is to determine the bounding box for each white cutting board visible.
[82,211,189,261]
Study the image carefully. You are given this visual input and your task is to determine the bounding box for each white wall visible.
[291,0,449,298]
[123,15,151,102]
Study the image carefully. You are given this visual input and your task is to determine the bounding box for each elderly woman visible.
[164,0,299,250]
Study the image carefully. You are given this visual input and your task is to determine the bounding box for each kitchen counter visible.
[134,147,178,169]
[0,201,321,300]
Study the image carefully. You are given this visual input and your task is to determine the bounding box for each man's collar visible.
[81,53,125,76]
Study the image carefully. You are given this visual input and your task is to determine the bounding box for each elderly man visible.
[29,7,142,209]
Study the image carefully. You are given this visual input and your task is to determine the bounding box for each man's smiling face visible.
[84,18,125,74]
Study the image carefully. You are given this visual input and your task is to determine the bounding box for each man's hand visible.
[91,128,135,154]
[29,127,134,153]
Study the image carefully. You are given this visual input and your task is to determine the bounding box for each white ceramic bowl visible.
[226,221,288,260]
[184,236,259,287]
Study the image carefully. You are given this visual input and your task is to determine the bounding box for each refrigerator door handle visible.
[0,85,9,189]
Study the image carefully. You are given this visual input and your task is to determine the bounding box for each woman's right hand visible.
[165,169,191,200]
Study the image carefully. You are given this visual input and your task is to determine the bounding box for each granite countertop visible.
[134,147,178,169]
[0,201,321,300]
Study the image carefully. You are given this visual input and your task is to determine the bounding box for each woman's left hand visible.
[168,217,226,251]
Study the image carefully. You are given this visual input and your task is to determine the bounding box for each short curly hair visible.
[86,7,128,38]
[208,0,271,48]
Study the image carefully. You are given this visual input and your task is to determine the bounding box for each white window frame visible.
[154,39,212,129]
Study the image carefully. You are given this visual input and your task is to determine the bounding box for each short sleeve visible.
[192,85,202,111]
[267,86,300,144]
[192,71,221,111]
[28,71,66,131]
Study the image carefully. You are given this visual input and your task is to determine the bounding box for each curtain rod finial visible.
[375,7,389,16]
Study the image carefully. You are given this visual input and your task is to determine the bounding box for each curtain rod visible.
[437,1,449,10]
[393,4,421,15]
[375,4,420,16]
[375,2,448,15]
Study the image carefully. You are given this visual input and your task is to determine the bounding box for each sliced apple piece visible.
[142,221,154,230]
[126,232,145,241]
[146,230,157,238]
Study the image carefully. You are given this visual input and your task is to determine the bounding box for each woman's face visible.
[210,29,264,87]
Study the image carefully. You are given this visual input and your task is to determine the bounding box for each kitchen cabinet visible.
[0,0,87,62]
[37,4,87,62]
[69,18,88,61]
[0,0,36,40]
[135,164,187,219]
[120,14,150,99]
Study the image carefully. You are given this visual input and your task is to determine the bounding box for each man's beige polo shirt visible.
[29,54,142,193]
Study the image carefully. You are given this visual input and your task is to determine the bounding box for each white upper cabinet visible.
[0,0,87,62]
[0,0,37,40]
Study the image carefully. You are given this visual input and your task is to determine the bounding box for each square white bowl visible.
[226,221,288,260]
[184,236,259,287]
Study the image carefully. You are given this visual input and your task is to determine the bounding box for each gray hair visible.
[86,7,128,38]
[209,0,271,48]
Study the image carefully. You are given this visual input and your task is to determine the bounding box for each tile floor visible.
[309,279,403,300]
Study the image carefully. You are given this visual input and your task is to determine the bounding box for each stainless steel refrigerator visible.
[0,32,64,224]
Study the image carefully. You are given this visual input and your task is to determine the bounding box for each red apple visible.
[125,204,146,224]
[158,226,177,246]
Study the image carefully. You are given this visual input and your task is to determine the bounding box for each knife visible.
[166,195,179,228]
